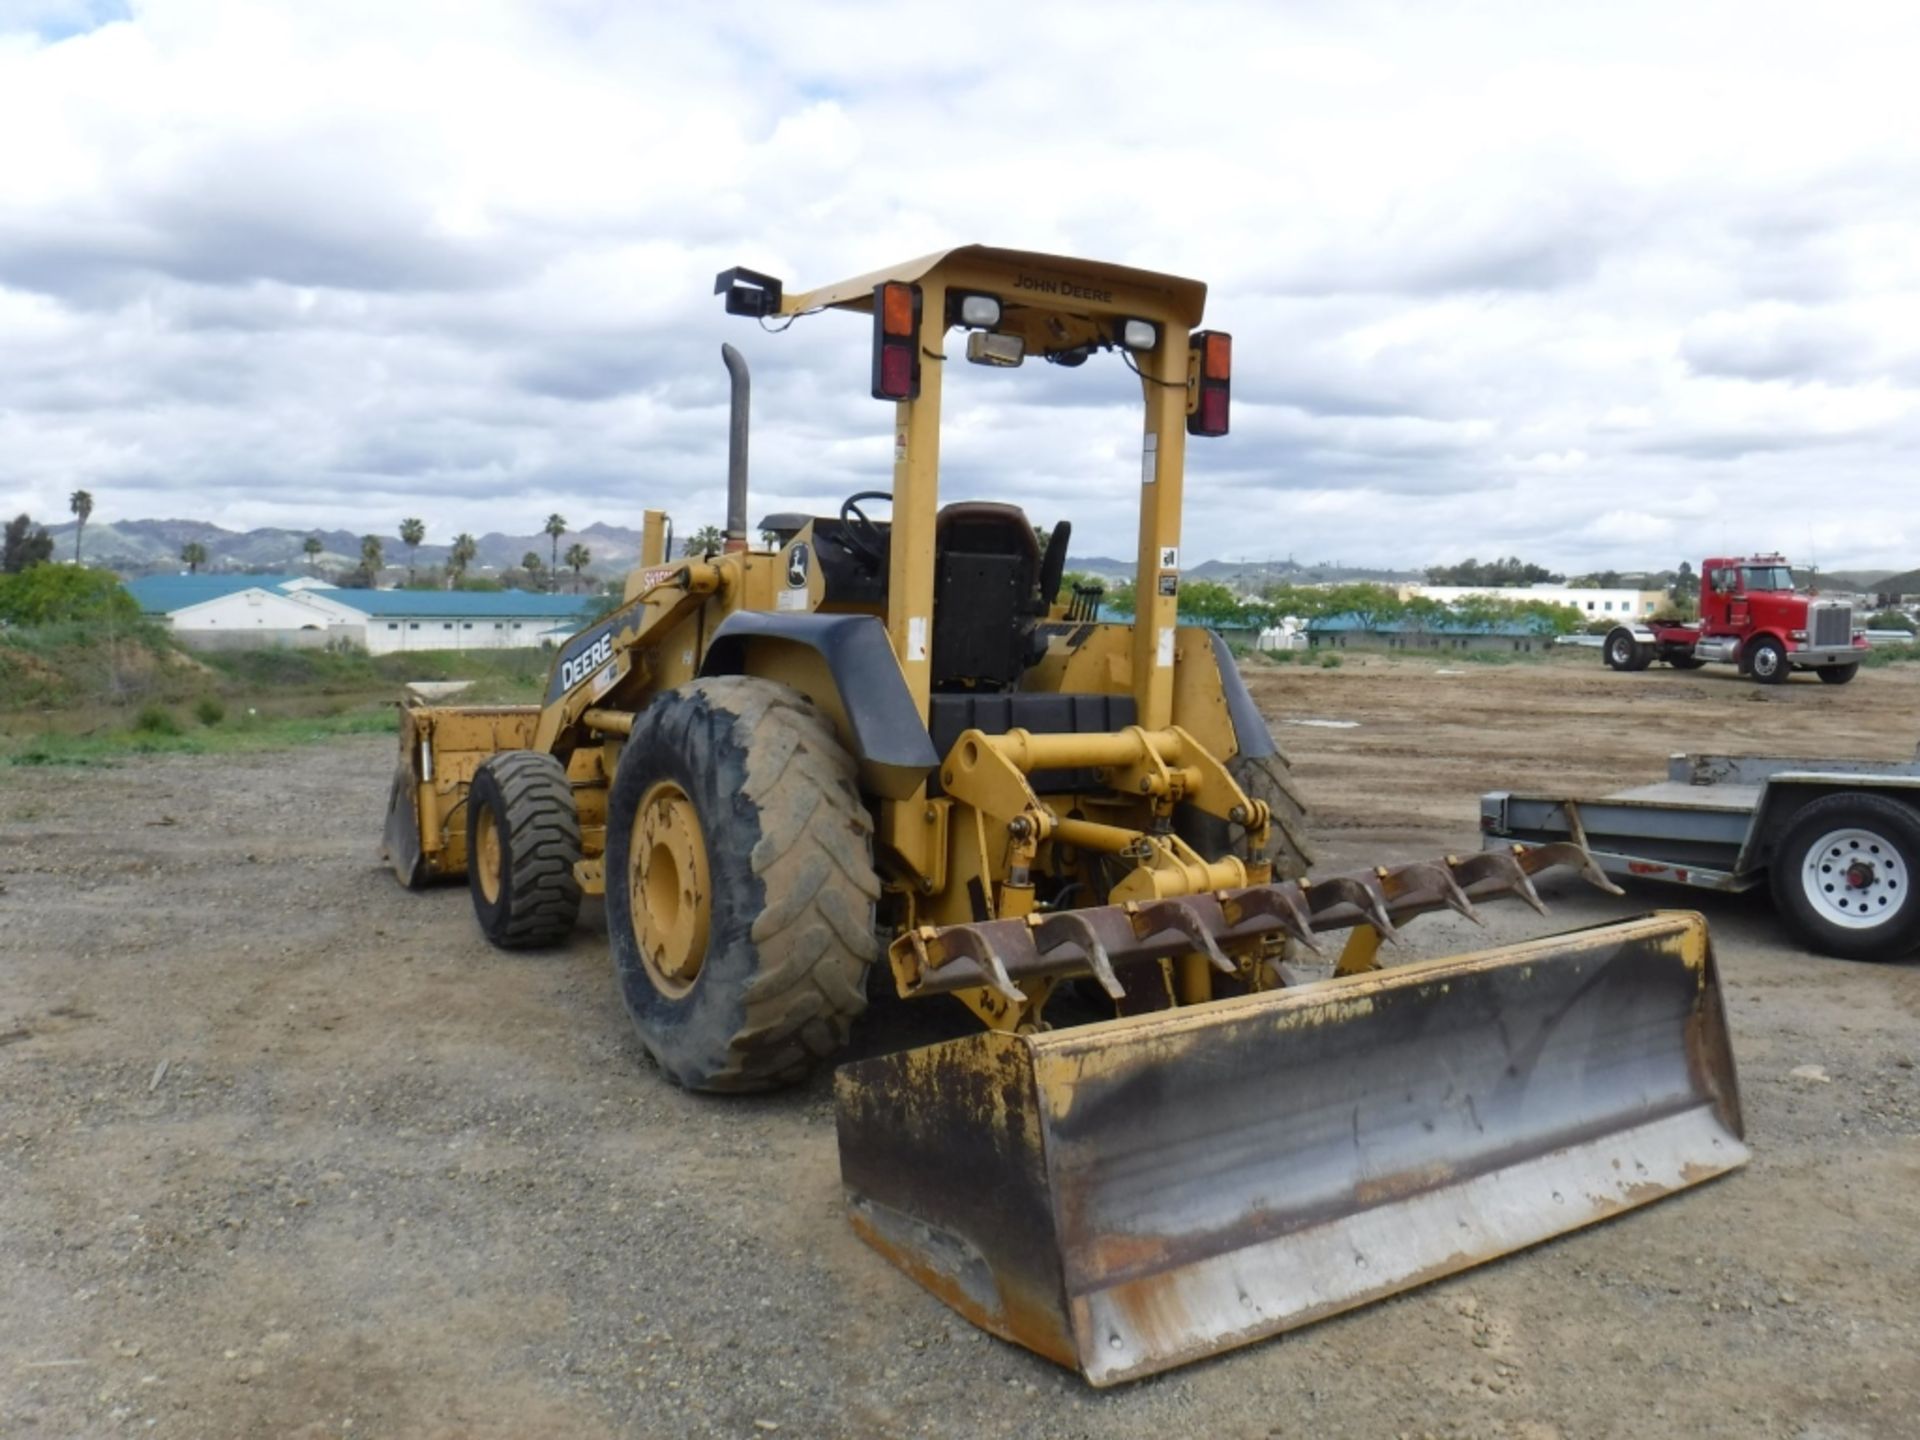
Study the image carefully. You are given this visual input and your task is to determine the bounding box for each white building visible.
[127,574,595,652]
[1402,582,1667,620]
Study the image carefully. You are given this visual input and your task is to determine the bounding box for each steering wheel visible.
[839,490,892,566]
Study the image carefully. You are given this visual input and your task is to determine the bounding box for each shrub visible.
[1319,651,1343,668]
[132,704,181,736]
[0,567,141,626]
[193,696,226,727]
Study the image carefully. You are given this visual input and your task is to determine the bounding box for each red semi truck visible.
[1603,554,1867,685]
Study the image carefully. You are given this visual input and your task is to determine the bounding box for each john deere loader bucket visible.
[836,910,1744,1385]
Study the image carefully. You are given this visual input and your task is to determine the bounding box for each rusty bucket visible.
[835,911,1745,1385]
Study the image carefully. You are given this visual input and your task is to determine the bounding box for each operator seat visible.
[929,502,1046,691]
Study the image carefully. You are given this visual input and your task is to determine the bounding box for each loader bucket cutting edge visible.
[381,708,429,890]
[834,910,1745,1386]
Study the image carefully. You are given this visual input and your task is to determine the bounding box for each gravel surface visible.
[4,652,1919,1438]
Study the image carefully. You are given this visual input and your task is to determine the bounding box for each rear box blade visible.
[834,911,1745,1386]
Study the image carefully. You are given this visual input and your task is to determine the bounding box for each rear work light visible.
[950,291,1002,329]
[872,281,922,400]
[1187,329,1231,436]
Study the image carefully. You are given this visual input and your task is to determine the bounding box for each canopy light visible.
[1186,329,1231,437]
[1118,317,1158,351]
[966,331,1025,368]
[871,281,922,401]
[951,292,1003,329]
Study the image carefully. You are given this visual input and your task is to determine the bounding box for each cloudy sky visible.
[4,0,1919,571]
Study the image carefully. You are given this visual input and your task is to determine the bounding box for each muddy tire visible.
[1747,636,1789,684]
[1177,750,1313,881]
[466,751,584,949]
[1770,793,1920,961]
[1818,664,1859,685]
[605,677,880,1092]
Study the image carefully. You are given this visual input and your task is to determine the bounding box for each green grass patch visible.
[3,704,396,767]
[1857,644,1920,669]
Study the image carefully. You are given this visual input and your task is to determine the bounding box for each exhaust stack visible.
[721,343,750,553]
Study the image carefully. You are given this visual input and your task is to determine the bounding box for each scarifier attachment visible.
[838,907,1745,1386]
[890,841,1621,999]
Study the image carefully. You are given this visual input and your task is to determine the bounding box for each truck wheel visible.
[1817,664,1859,685]
[1746,637,1789,684]
[1604,628,1652,671]
[467,751,584,949]
[605,677,880,1092]
[1771,794,1920,961]
[1176,751,1314,881]
[1665,654,1707,670]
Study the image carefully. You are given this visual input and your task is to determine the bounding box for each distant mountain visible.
[43,516,650,579]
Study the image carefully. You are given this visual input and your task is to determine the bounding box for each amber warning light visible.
[1187,330,1231,437]
[872,282,922,401]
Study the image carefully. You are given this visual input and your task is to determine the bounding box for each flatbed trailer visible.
[1483,751,1920,961]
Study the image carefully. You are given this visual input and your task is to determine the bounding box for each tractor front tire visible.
[1177,750,1314,881]
[1747,637,1789,685]
[606,677,880,1092]
[1818,663,1860,685]
[466,751,584,949]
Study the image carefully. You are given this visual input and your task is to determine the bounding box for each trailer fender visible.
[699,611,938,799]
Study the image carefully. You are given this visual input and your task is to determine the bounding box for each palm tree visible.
[302,535,323,572]
[564,542,591,592]
[544,513,568,590]
[180,540,207,574]
[449,532,478,588]
[684,525,726,557]
[399,517,426,584]
[69,490,93,564]
[360,534,384,583]
[521,551,544,589]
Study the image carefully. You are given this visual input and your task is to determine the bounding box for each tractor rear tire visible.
[1747,637,1789,684]
[1818,664,1860,685]
[1177,751,1314,881]
[606,677,880,1092]
[466,751,584,949]
[1604,628,1652,672]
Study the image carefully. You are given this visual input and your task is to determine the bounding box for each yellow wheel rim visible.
[476,801,504,904]
[631,779,712,996]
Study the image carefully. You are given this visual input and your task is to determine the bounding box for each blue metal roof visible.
[126,573,313,613]
[1308,612,1558,637]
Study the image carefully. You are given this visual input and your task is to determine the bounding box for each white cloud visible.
[4,0,1920,571]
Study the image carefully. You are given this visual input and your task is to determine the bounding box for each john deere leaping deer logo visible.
[786,542,810,589]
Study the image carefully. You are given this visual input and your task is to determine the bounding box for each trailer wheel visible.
[1604,628,1651,672]
[1746,636,1789,684]
[605,677,879,1092]
[466,751,584,949]
[1817,663,1859,685]
[1771,793,1920,961]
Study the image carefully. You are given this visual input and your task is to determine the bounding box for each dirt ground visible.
[4,650,1919,1439]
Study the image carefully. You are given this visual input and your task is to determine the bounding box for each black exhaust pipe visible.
[722,343,749,552]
